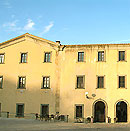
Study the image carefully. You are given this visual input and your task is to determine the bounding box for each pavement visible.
[0,118,130,131]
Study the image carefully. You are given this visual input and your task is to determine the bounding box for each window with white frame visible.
[20,53,27,63]
[0,54,5,64]
[44,52,51,62]
[78,52,84,62]
[42,76,50,88]
[18,77,26,89]
[98,51,104,61]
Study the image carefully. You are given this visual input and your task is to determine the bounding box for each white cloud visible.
[24,19,35,30]
[2,19,35,33]
[43,22,54,33]
[39,22,54,36]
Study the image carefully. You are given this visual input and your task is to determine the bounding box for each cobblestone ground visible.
[0,118,130,131]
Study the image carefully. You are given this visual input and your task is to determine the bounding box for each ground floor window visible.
[16,104,24,117]
[75,104,84,118]
[41,104,49,117]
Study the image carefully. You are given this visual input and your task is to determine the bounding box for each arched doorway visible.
[116,101,127,122]
[94,101,105,122]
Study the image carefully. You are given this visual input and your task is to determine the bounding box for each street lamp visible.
[85,92,96,99]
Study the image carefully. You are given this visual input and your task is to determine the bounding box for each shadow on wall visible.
[0,77,56,119]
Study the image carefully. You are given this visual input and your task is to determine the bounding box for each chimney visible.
[56,40,61,45]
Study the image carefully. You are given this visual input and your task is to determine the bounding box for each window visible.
[97,76,104,88]
[44,52,51,62]
[42,77,50,88]
[0,54,5,64]
[0,76,3,88]
[119,76,125,88]
[41,104,49,117]
[119,51,125,61]
[78,52,84,62]
[16,104,24,117]
[20,53,27,63]
[76,76,85,89]
[18,77,26,89]
[75,105,84,118]
[98,51,104,61]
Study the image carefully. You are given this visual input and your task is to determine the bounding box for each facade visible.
[0,33,130,123]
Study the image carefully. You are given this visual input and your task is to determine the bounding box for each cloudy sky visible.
[0,0,130,44]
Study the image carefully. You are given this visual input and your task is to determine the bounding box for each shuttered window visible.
[97,76,104,88]
[77,76,84,88]
[119,51,125,61]
[119,76,125,88]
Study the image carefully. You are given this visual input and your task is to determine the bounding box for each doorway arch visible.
[116,101,127,122]
[93,100,107,122]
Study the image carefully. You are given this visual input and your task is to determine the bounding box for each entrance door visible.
[41,104,49,117]
[94,101,105,122]
[16,104,24,117]
[116,101,127,122]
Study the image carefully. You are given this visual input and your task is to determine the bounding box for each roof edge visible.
[0,33,59,46]
[0,33,27,46]
[64,43,130,47]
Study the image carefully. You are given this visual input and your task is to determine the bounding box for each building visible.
[0,33,130,123]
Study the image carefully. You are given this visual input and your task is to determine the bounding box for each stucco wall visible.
[59,45,130,122]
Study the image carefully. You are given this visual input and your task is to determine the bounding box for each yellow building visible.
[0,33,130,123]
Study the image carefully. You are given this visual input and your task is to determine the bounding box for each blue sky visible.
[0,0,130,45]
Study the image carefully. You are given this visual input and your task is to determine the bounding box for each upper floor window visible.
[20,53,27,63]
[76,76,85,89]
[119,76,125,88]
[42,76,50,88]
[0,76,3,89]
[0,54,5,64]
[98,51,104,61]
[97,76,104,88]
[119,51,125,61]
[78,52,84,62]
[18,77,26,89]
[44,52,51,62]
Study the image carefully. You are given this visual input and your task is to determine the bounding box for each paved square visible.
[0,118,130,131]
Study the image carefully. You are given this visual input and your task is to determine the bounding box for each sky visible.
[0,0,130,45]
